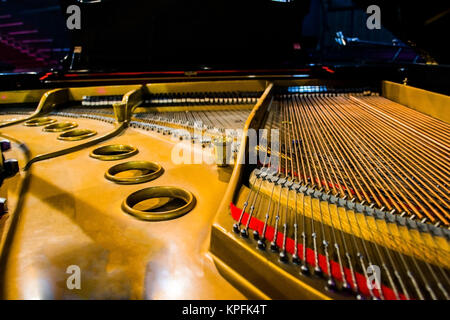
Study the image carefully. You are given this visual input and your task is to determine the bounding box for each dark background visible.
[0,0,448,72]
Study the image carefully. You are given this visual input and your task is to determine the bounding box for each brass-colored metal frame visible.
[22,86,142,169]
[132,80,268,114]
[382,80,450,124]
[0,89,48,104]
[57,129,97,141]
[1,84,144,169]
[42,122,78,132]
[24,117,57,127]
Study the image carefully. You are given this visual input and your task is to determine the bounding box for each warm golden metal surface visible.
[0,116,115,159]
[0,84,140,129]
[42,122,78,133]
[382,81,450,124]
[0,88,69,129]
[106,160,163,185]
[68,85,141,101]
[143,80,267,95]
[90,144,138,161]
[24,118,57,127]
[0,89,48,105]
[213,139,232,167]
[0,118,244,299]
[57,129,98,141]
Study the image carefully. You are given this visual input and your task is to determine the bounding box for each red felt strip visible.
[230,202,406,300]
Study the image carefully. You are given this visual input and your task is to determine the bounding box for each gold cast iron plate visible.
[90,144,138,161]
[57,129,97,141]
[122,186,196,221]
[105,160,163,184]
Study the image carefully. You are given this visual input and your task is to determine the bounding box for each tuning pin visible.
[326,278,337,291]
[314,265,323,278]
[300,264,309,275]
[240,228,249,238]
[356,293,365,300]
[279,250,288,263]
[341,281,352,293]
[257,238,266,250]
[270,241,279,252]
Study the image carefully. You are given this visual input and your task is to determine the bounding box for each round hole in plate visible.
[122,186,196,221]
[90,144,138,161]
[43,121,78,132]
[58,129,97,141]
[24,117,57,127]
[105,160,163,184]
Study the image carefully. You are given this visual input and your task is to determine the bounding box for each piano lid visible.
[58,0,448,72]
